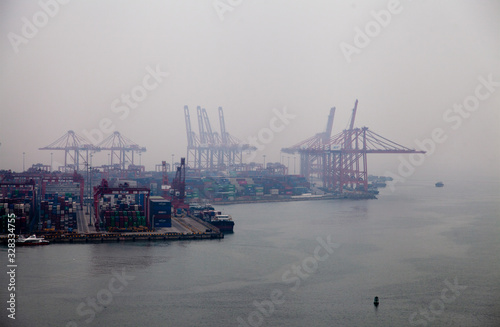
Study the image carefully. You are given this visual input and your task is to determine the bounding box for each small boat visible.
[435,182,444,187]
[16,235,50,246]
[373,296,379,306]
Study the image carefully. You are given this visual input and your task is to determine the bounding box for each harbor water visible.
[1,180,499,326]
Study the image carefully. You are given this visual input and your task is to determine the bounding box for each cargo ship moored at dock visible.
[191,204,234,233]
[208,213,234,233]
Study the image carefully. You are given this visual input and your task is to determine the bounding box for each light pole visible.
[86,161,93,216]
[86,161,90,214]
[263,155,266,169]
[171,154,174,171]
[89,154,93,226]
[108,153,110,166]
[23,152,25,171]
[139,153,142,166]
[287,156,290,175]
[50,153,53,172]
[293,156,296,175]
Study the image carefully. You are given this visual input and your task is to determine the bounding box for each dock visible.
[0,215,224,245]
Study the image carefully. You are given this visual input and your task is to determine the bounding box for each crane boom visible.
[349,99,358,131]
[197,106,206,144]
[323,107,336,144]
[218,107,228,145]
[202,108,216,144]
[184,106,194,147]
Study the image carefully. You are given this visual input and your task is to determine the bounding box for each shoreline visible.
[210,193,377,205]
[0,231,224,245]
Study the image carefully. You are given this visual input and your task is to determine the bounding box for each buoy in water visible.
[373,296,379,306]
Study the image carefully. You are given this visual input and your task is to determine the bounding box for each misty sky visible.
[0,0,499,181]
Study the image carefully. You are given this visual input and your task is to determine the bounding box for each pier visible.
[1,215,224,245]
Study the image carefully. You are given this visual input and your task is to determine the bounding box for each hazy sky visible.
[1,0,499,181]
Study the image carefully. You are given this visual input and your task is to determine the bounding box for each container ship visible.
[190,204,234,233]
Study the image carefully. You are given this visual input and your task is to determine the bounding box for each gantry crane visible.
[283,100,425,193]
[184,106,256,170]
[39,130,96,171]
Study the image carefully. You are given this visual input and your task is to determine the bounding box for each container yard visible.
[39,197,78,232]
[97,192,148,231]
[0,181,36,235]
[0,170,225,244]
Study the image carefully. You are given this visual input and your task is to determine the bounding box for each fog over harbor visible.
[0,0,499,181]
[1,2,500,327]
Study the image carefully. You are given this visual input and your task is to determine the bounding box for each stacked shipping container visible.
[0,201,31,234]
[99,194,148,231]
[150,197,172,228]
[0,184,35,235]
[39,195,78,232]
[102,208,146,230]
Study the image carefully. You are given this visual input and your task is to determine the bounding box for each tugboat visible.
[16,235,50,246]
[373,296,379,307]
[435,181,444,187]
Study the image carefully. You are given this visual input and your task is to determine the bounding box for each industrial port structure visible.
[1,100,423,237]
[184,106,257,170]
[39,130,146,172]
[36,106,254,174]
[33,102,421,191]
[282,100,425,192]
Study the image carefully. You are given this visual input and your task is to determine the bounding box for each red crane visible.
[160,161,171,199]
[92,179,150,231]
[283,100,425,193]
[282,106,337,180]
[170,158,189,211]
[41,171,85,205]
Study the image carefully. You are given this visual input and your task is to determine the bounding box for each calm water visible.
[1,180,499,327]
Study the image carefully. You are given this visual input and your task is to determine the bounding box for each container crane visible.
[184,106,256,170]
[283,100,425,193]
[170,158,189,211]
